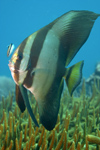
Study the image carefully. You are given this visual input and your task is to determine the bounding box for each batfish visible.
[8,10,100,130]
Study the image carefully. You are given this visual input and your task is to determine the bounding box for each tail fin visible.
[64,61,84,95]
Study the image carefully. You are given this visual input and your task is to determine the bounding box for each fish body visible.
[8,10,100,130]
[7,43,15,57]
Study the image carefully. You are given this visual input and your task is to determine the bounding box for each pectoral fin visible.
[18,83,39,127]
[16,84,26,112]
[65,61,84,95]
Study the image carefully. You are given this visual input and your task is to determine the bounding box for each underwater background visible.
[0,0,100,78]
[0,0,100,150]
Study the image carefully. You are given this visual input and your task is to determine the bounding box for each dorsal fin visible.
[49,11,100,66]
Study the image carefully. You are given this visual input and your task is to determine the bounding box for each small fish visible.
[7,43,15,57]
[8,10,100,130]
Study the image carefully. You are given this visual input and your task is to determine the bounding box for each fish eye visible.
[18,54,23,60]
[16,52,23,61]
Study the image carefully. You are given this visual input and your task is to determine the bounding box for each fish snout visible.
[8,60,18,73]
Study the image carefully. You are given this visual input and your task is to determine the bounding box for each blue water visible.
[0,0,100,78]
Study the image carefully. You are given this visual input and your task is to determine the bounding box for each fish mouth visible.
[8,60,27,74]
[8,61,18,73]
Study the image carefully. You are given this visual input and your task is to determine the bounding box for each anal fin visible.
[38,79,64,131]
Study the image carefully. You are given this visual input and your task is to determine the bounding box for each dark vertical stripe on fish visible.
[23,24,55,88]
[40,44,66,129]
[45,43,65,102]
[13,37,28,83]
